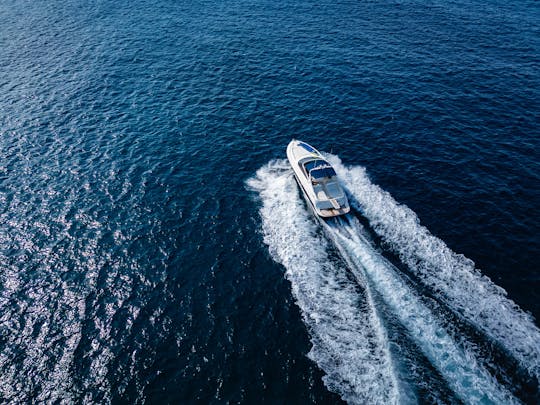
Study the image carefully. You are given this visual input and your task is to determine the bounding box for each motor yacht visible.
[286,139,350,218]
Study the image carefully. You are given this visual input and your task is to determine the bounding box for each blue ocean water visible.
[1,0,539,403]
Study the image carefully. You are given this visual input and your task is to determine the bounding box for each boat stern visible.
[315,205,351,218]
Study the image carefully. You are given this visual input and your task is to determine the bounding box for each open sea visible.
[1,0,539,403]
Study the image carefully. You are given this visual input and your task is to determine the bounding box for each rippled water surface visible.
[1,0,539,403]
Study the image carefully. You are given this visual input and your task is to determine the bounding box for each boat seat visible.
[317,189,328,200]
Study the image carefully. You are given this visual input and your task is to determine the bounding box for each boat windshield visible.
[304,160,336,179]
[310,167,337,179]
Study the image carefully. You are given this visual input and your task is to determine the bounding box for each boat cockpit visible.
[302,159,337,184]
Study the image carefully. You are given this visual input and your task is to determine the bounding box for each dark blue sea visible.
[1,0,539,403]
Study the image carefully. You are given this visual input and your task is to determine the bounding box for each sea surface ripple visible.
[0,0,538,403]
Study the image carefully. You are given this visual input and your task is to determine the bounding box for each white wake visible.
[327,154,540,382]
[247,160,403,405]
[323,215,517,404]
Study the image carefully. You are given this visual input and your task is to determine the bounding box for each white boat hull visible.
[286,140,350,218]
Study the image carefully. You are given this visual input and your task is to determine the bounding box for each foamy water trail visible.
[247,160,403,404]
[327,155,540,381]
[324,216,517,404]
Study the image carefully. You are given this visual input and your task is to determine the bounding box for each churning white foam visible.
[247,160,402,405]
[327,154,540,382]
[324,216,517,404]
